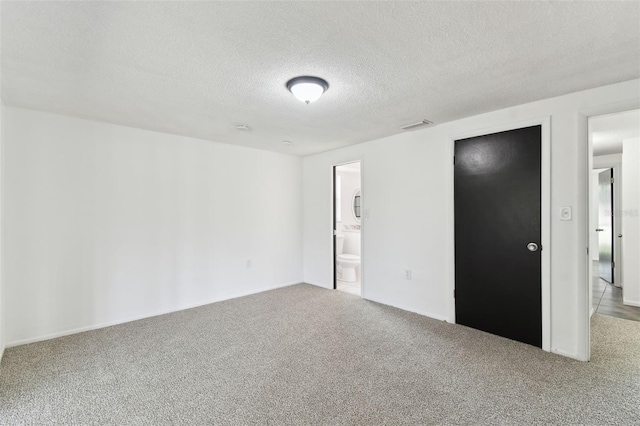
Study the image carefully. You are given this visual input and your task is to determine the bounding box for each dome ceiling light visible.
[286,76,329,104]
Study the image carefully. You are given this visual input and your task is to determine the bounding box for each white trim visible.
[7,281,301,348]
[540,117,552,353]
[581,112,592,362]
[551,347,578,360]
[448,137,456,324]
[360,159,365,299]
[0,101,5,366]
[590,307,596,318]
[305,280,332,289]
[333,160,362,168]
[364,295,450,322]
[623,298,640,307]
[449,116,552,352]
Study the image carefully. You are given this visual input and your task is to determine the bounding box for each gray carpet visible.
[1,284,638,425]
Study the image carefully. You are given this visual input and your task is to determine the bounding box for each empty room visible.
[1,1,639,424]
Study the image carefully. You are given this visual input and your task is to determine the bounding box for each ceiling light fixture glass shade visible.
[286,76,329,104]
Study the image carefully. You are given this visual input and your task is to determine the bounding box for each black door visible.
[455,126,542,348]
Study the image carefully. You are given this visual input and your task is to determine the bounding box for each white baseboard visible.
[590,307,596,318]
[304,281,332,289]
[623,298,640,307]
[304,283,449,323]
[0,345,4,363]
[363,295,449,322]
[551,347,580,361]
[7,281,301,348]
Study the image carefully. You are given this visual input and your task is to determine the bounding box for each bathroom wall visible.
[303,79,640,361]
[3,107,303,346]
[336,166,361,256]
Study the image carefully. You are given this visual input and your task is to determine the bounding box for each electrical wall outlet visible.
[247,259,252,268]
[405,269,412,280]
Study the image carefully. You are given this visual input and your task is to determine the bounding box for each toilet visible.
[335,234,361,282]
[337,254,361,282]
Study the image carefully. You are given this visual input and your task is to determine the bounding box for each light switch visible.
[560,206,572,221]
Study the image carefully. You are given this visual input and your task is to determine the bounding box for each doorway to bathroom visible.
[333,162,362,296]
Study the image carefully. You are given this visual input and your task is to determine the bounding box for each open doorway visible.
[333,162,362,296]
[590,109,640,322]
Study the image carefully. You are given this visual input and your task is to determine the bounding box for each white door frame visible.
[449,116,551,352]
[332,159,364,297]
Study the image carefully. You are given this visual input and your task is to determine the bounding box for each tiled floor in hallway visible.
[593,262,640,322]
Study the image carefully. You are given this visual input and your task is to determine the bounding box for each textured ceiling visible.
[2,1,639,156]
[592,109,640,156]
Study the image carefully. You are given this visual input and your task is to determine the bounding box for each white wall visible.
[3,107,303,346]
[0,4,5,361]
[0,100,4,361]
[591,170,603,262]
[593,154,622,167]
[303,79,640,360]
[622,138,640,306]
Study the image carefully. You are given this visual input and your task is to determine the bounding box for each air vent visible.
[401,119,433,131]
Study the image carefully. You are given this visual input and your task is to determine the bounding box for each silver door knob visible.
[618,234,623,238]
[527,242,539,252]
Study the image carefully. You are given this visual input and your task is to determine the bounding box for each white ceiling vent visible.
[401,119,433,131]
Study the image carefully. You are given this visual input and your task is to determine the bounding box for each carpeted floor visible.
[1,284,639,425]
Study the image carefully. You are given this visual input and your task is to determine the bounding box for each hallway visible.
[593,262,640,321]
